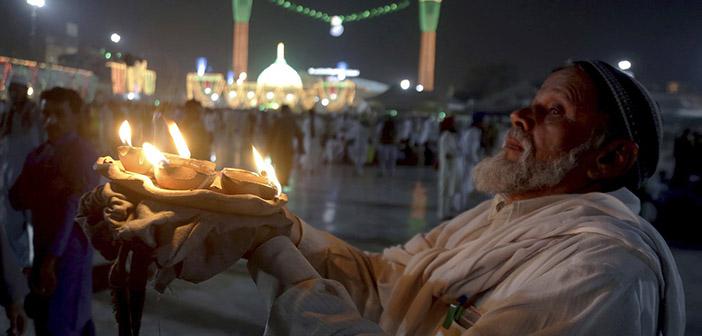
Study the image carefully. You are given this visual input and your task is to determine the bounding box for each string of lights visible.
[268,0,411,24]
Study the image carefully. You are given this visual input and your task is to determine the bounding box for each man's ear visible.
[587,139,639,180]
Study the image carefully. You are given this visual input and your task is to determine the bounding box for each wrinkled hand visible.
[5,303,27,336]
[243,207,302,259]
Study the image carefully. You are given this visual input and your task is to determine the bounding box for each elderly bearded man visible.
[238,60,685,336]
[80,60,684,336]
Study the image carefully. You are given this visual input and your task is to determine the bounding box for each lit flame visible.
[119,120,132,146]
[252,146,282,197]
[166,120,191,159]
[142,142,168,168]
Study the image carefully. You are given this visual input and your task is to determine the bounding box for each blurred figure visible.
[1,222,28,336]
[268,105,303,187]
[0,78,42,268]
[9,87,98,336]
[671,128,693,186]
[347,116,370,175]
[437,116,462,220]
[301,109,323,174]
[180,100,212,160]
[459,116,483,207]
[377,115,398,177]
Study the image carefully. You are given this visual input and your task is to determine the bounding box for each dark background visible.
[1,0,701,98]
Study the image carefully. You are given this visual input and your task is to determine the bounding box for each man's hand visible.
[35,256,57,296]
[243,207,302,259]
[5,303,27,336]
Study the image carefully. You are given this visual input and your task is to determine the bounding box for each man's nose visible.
[510,107,535,132]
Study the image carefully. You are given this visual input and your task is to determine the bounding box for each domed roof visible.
[257,43,303,89]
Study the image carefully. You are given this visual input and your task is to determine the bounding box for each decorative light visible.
[227,71,235,85]
[196,57,207,76]
[321,98,330,106]
[26,86,34,97]
[618,60,632,71]
[204,87,212,95]
[104,52,112,59]
[330,15,343,26]
[228,91,237,98]
[266,91,274,100]
[247,91,255,99]
[285,93,295,101]
[126,92,136,100]
[211,93,220,101]
[415,84,424,92]
[257,43,303,89]
[330,93,338,100]
[330,15,344,37]
[27,0,45,8]
[330,24,344,37]
[269,0,410,24]
[110,33,121,44]
[400,79,411,90]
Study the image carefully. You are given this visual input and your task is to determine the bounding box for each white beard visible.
[472,128,594,195]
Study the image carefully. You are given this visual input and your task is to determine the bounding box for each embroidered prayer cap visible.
[572,60,662,189]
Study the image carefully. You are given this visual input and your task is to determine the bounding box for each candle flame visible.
[143,142,168,168]
[252,146,282,197]
[119,120,132,146]
[166,120,191,159]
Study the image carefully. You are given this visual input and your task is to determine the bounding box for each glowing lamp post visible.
[110,33,121,44]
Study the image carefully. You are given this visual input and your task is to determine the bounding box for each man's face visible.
[473,67,607,197]
[42,99,77,141]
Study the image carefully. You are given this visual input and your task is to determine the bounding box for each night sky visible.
[1,0,701,99]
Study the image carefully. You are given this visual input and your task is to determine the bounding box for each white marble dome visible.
[257,43,303,89]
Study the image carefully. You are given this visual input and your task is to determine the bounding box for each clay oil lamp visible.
[144,121,216,190]
[116,120,151,175]
[221,146,282,200]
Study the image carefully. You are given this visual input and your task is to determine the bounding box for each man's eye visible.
[549,106,564,116]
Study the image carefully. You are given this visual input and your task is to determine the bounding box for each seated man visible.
[244,61,685,335]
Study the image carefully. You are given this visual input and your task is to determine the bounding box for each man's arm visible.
[249,236,387,336]
[278,215,446,320]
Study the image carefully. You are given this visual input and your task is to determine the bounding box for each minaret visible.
[418,0,442,91]
[232,0,253,75]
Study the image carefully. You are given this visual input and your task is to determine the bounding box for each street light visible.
[110,33,121,43]
[26,0,45,61]
[617,60,632,71]
[400,79,411,90]
[26,0,45,8]
[416,84,424,92]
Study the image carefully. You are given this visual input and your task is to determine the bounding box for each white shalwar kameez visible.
[248,188,685,336]
[438,131,462,219]
[302,116,324,173]
[347,120,369,175]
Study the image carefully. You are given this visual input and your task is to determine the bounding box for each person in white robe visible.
[458,119,482,209]
[302,109,324,174]
[437,116,463,220]
[242,61,685,335]
[347,117,370,175]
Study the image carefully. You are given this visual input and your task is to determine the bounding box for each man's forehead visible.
[537,68,596,106]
